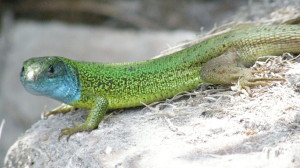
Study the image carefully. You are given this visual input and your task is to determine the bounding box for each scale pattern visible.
[59,25,300,109]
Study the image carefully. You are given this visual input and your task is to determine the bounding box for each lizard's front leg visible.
[44,103,76,118]
[200,50,285,93]
[59,96,108,140]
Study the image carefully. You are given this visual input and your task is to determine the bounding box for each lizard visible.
[20,24,300,140]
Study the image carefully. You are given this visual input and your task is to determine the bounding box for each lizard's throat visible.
[49,82,81,104]
[47,68,81,104]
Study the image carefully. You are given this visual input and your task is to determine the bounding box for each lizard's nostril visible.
[20,66,25,77]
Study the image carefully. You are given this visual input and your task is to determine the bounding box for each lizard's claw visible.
[59,127,77,141]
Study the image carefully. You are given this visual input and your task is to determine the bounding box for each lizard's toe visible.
[238,76,285,94]
[58,127,76,141]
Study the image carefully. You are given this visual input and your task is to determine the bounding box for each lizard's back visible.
[68,24,300,109]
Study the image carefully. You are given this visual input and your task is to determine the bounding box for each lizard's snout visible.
[20,64,44,96]
[20,66,36,82]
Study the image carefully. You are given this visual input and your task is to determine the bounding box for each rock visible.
[286,63,300,92]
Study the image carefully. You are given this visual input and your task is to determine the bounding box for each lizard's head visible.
[20,56,80,103]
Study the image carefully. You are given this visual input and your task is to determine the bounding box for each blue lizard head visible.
[20,56,81,104]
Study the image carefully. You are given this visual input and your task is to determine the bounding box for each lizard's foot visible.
[58,96,108,140]
[237,75,285,93]
[200,51,286,94]
[58,123,94,141]
[44,104,76,118]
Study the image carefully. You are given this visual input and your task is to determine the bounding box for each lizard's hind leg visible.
[200,51,285,93]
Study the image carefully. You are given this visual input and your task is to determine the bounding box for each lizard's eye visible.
[47,65,55,77]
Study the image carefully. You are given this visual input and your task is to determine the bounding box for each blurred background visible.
[0,0,289,165]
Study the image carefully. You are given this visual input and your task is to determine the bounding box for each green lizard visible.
[20,24,300,140]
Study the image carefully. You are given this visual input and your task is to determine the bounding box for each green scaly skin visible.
[20,25,300,140]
